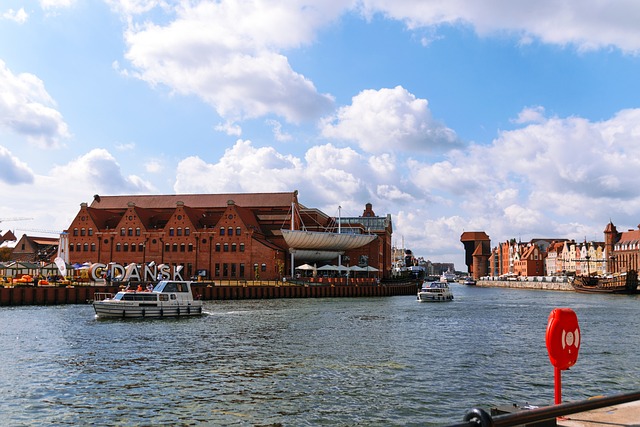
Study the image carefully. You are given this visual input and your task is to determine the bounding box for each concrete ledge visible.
[477,280,573,291]
[558,400,640,426]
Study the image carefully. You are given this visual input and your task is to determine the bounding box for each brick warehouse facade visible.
[64,191,393,281]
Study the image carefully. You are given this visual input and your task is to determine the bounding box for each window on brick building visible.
[223,263,228,276]
[185,228,190,236]
[228,227,233,236]
[88,228,93,236]
[135,228,140,236]
[180,243,185,252]
[169,228,174,236]
[177,228,182,236]
[131,244,136,252]
[215,263,220,277]
[239,263,245,277]
[220,227,225,236]
[224,243,229,252]
[215,243,221,252]
[73,228,78,236]
[236,227,241,236]
[240,243,245,252]
[81,228,86,236]
[70,245,74,252]
[83,243,88,252]
[165,243,170,252]
[231,243,236,252]
[120,228,125,236]
[116,243,121,252]
[128,228,133,236]
[188,243,193,252]
[173,243,178,252]
[261,263,266,272]
[124,243,129,252]
[139,243,144,252]
[76,243,81,252]
[231,263,236,277]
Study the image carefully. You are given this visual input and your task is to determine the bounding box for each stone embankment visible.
[476,278,573,291]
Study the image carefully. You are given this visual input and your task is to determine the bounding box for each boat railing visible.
[443,390,640,427]
[93,292,114,302]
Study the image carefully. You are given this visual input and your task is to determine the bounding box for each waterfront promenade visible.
[0,280,417,306]
[476,279,573,291]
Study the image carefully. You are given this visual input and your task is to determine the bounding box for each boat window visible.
[170,294,176,300]
[160,294,169,301]
[164,282,178,292]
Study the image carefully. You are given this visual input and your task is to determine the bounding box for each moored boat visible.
[93,280,203,318]
[417,281,454,302]
[462,276,476,286]
[570,270,639,294]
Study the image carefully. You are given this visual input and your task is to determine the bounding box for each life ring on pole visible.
[546,308,581,370]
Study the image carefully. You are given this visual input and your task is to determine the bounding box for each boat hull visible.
[93,301,203,318]
[571,270,639,295]
[417,292,453,302]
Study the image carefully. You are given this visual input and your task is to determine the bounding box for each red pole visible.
[554,367,562,404]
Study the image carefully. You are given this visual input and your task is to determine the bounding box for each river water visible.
[1,284,639,426]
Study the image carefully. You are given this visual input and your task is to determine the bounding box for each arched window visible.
[88,228,93,236]
[173,243,178,252]
[188,243,193,252]
[81,228,86,236]
[224,243,229,252]
[228,227,233,236]
[220,227,225,236]
[116,243,121,252]
[90,243,96,252]
[185,228,190,236]
[124,243,129,252]
[240,243,245,252]
[236,227,241,236]
[180,243,185,252]
[169,228,175,236]
[131,244,136,252]
[215,243,221,252]
[231,243,237,252]
[177,228,182,236]
[135,228,140,236]
[128,228,133,236]
[73,228,78,236]
[120,228,126,236]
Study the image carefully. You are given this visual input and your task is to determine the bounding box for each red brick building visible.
[64,191,392,281]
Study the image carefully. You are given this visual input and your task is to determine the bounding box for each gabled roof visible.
[89,192,297,209]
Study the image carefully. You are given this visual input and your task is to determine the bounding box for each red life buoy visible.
[546,308,581,370]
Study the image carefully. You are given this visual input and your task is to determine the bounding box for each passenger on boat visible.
[137,284,143,292]
[146,284,154,292]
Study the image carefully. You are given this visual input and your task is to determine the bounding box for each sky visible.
[2,0,640,270]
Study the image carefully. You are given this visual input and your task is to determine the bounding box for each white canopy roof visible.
[282,229,376,251]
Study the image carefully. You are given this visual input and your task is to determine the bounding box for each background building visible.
[64,191,392,281]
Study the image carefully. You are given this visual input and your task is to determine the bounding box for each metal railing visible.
[445,390,640,427]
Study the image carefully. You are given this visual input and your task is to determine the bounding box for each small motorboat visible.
[93,280,203,318]
[417,281,454,302]
[462,277,476,286]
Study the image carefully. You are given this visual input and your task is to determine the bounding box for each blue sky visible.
[2,1,640,270]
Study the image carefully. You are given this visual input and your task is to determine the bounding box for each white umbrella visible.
[295,264,315,270]
[363,265,379,272]
[317,265,338,271]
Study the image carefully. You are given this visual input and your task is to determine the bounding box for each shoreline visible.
[475,279,573,291]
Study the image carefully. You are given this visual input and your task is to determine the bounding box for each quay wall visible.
[476,280,573,291]
[0,282,417,306]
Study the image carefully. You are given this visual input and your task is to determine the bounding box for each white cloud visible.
[321,86,462,153]
[0,145,34,185]
[215,121,242,136]
[0,60,70,148]
[360,0,640,53]
[266,119,292,142]
[121,0,337,123]
[2,8,28,23]
[512,106,547,124]
[50,148,155,194]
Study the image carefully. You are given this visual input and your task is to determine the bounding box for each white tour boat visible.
[93,280,203,318]
[417,281,454,302]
